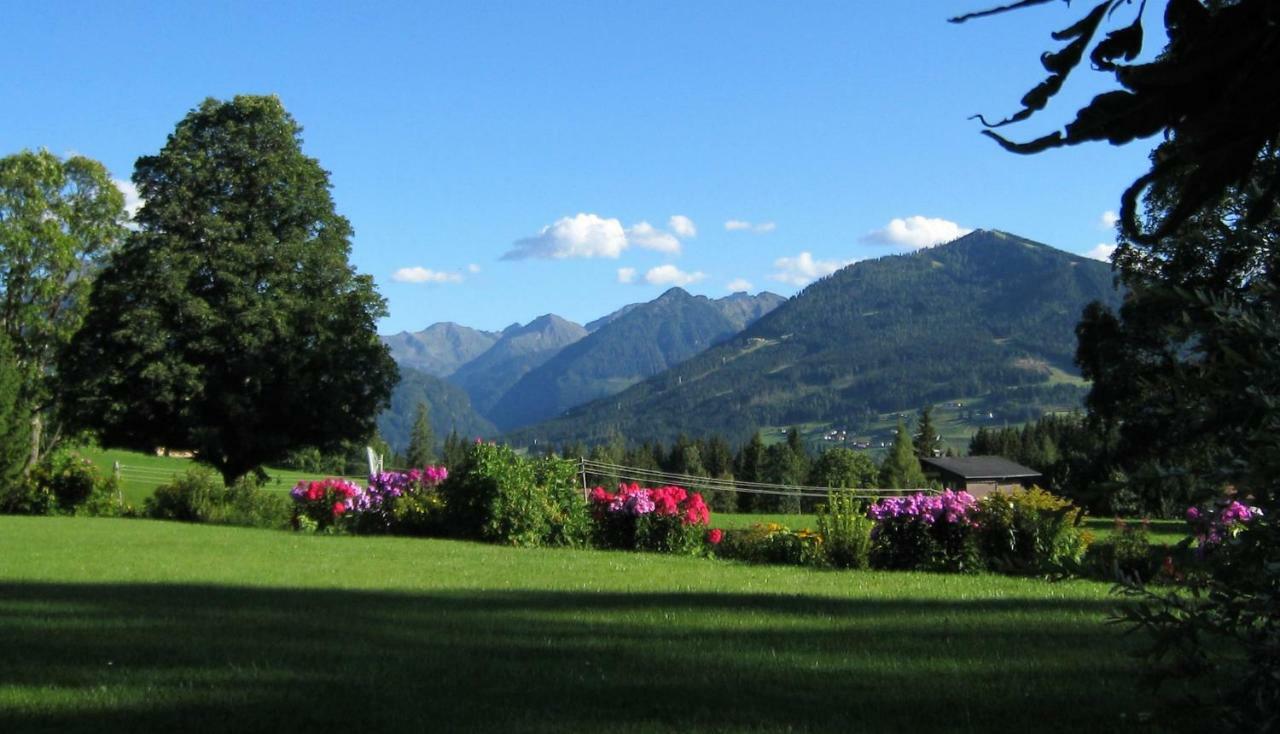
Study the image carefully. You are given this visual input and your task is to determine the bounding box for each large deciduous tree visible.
[0,149,127,469]
[958,0,1280,724]
[1076,151,1279,511]
[953,0,1280,244]
[61,96,398,485]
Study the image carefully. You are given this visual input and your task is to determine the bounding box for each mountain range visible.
[375,290,786,450]
[503,230,1124,447]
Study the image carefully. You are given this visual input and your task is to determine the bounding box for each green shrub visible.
[717,523,824,566]
[210,477,292,530]
[534,454,590,547]
[816,491,873,569]
[38,451,97,512]
[1088,518,1160,582]
[438,443,587,547]
[1,477,53,515]
[974,486,1089,574]
[13,450,124,516]
[146,469,289,529]
[146,469,223,522]
[387,491,446,536]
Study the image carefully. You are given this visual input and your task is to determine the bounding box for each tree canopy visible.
[955,0,1280,244]
[61,96,397,484]
[0,149,127,467]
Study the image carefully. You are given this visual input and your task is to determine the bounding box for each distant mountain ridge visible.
[377,290,785,437]
[485,288,785,431]
[503,230,1124,447]
[449,314,589,414]
[381,322,499,377]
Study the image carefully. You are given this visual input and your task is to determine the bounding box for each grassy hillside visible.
[0,517,1195,733]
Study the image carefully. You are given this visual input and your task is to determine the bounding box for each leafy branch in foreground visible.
[954,0,1280,244]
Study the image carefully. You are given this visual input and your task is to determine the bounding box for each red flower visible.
[707,528,723,545]
[332,501,347,517]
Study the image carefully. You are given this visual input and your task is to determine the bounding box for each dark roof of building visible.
[920,455,1042,480]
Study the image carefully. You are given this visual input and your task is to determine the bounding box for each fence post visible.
[579,458,589,502]
[113,461,123,506]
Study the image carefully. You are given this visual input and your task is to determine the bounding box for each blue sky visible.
[2,1,1162,334]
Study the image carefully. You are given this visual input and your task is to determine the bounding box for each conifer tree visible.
[879,420,927,489]
[405,401,435,467]
[913,406,940,458]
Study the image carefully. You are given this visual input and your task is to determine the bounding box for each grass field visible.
[0,517,1196,733]
[82,447,363,508]
[714,513,1189,545]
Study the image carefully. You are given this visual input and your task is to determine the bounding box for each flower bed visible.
[588,483,712,554]
[868,490,980,572]
[290,466,448,534]
[1186,500,1263,555]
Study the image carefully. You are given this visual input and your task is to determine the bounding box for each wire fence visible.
[113,463,370,492]
[114,456,935,503]
[577,459,932,501]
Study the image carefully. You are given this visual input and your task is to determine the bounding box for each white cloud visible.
[504,212,695,260]
[1084,243,1117,262]
[726,278,753,292]
[626,221,682,254]
[645,265,706,287]
[391,267,464,284]
[113,179,142,221]
[861,215,972,249]
[770,251,856,287]
[617,267,637,284]
[725,219,775,234]
[1100,210,1120,229]
[504,213,629,260]
[668,215,697,238]
[467,263,481,274]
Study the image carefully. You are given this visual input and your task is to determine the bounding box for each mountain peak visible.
[654,287,692,303]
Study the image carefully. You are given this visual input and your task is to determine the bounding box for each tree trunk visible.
[25,412,41,475]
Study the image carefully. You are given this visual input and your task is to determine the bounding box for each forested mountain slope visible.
[505,230,1123,446]
[449,314,588,414]
[488,289,780,431]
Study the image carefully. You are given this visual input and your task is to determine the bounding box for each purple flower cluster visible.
[352,466,450,514]
[1186,500,1263,552]
[867,490,978,526]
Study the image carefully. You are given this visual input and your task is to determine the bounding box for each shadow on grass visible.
[0,582,1163,733]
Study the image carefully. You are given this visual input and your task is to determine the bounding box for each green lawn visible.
[715,513,1190,546]
[82,447,364,508]
[0,516,1196,733]
[713,513,819,530]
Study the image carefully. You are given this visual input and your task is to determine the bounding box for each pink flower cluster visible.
[1186,500,1263,552]
[867,490,977,526]
[406,466,449,486]
[290,478,363,518]
[589,483,711,526]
